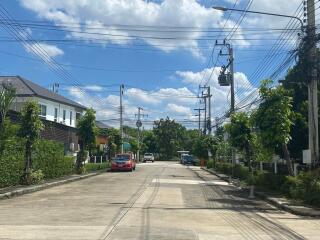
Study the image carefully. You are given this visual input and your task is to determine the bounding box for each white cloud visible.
[25,43,64,58]
[125,88,161,105]
[19,0,231,58]
[66,84,200,128]
[166,103,192,115]
[175,67,256,117]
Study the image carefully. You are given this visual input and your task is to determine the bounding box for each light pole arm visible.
[212,6,304,30]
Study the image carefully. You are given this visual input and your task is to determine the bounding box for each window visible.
[63,110,66,123]
[76,112,81,120]
[54,108,58,122]
[70,111,73,125]
[39,104,47,118]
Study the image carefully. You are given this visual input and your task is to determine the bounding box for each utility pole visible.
[203,91,207,135]
[194,108,205,136]
[217,40,235,170]
[200,86,212,135]
[217,40,235,113]
[120,84,124,153]
[306,0,319,167]
[135,107,146,162]
[208,86,212,135]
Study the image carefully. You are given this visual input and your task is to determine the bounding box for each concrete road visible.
[1,161,320,240]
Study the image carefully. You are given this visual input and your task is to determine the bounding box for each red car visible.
[111,154,136,172]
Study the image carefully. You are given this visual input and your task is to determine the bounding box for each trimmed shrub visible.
[33,140,75,179]
[283,171,320,207]
[206,160,214,169]
[233,164,250,180]
[24,169,44,185]
[0,140,24,188]
[0,139,75,188]
[254,171,286,191]
[85,162,110,172]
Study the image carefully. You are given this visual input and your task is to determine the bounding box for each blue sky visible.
[0,0,305,128]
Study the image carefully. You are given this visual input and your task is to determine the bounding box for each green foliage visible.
[129,139,139,154]
[216,140,232,162]
[251,133,273,162]
[0,140,75,187]
[153,117,186,160]
[76,150,88,174]
[142,130,158,154]
[0,83,16,125]
[0,141,24,187]
[225,112,253,171]
[19,101,44,145]
[253,80,294,147]
[253,80,295,175]
[283,171,320,206]
[25,169,44,185]
[207,159,214,169]
[253,171,286,191]
[85,162,110,172]
[193,135,218,160]
[19,101,44,183]
[104,128,121,158]
[33,140,75,178]
[76,108,98,153]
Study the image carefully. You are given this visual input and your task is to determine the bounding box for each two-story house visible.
[0,76,87,153]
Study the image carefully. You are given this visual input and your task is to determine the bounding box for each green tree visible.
[18,101,44,184]
[282,64,308,160]
[225,112,253,171]
[0,83,16,153]
[253,80,295,176]
[101,128,121,159]
[129,139,139,155]
[142,131,157,154]
[76,108,98,172]
[153,117,185,160]
[192,135,219,160]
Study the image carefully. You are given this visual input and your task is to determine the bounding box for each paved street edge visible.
[201,167,320,217]
[0,171,106,201]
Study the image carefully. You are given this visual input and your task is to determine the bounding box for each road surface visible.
[1,161,320,239]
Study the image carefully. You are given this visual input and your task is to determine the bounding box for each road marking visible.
[152,178,230,186]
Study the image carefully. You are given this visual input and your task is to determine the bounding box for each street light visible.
[212,6,304,30]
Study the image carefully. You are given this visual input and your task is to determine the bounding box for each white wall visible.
[36,97,83,128]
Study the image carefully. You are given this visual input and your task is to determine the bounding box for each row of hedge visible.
[0,139,76,188]
[208,161,320,207]
[85,162,110,172]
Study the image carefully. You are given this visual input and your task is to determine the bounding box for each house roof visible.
[96,120,112,129]
[0,76,87,110]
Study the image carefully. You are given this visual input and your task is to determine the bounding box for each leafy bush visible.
[233,164,250,180]
[85,162,110,172]
[33,140,75,179]
[24,169,44,185]
[206,160,214,169]
[0,139,75,188]
[283,171,320,206]
[254,171,286,191]
[0,140,24,188]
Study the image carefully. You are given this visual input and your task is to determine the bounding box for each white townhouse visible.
[0,76,87,152]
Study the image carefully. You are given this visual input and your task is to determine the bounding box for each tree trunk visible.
[245,144,252,173]
[282,143,294,176]
[22,140,32,184]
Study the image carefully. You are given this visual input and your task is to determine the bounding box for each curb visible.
[0,171,105,201]
[201,167,320,217]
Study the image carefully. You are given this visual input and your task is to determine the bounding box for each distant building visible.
[0,76,87,153]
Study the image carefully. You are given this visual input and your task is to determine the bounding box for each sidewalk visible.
[0,171,106,201]
[202,167,320,217]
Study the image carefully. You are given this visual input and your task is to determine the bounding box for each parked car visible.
[143,153,154,162]
[111,153,136,171]
[181,154,196,165]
